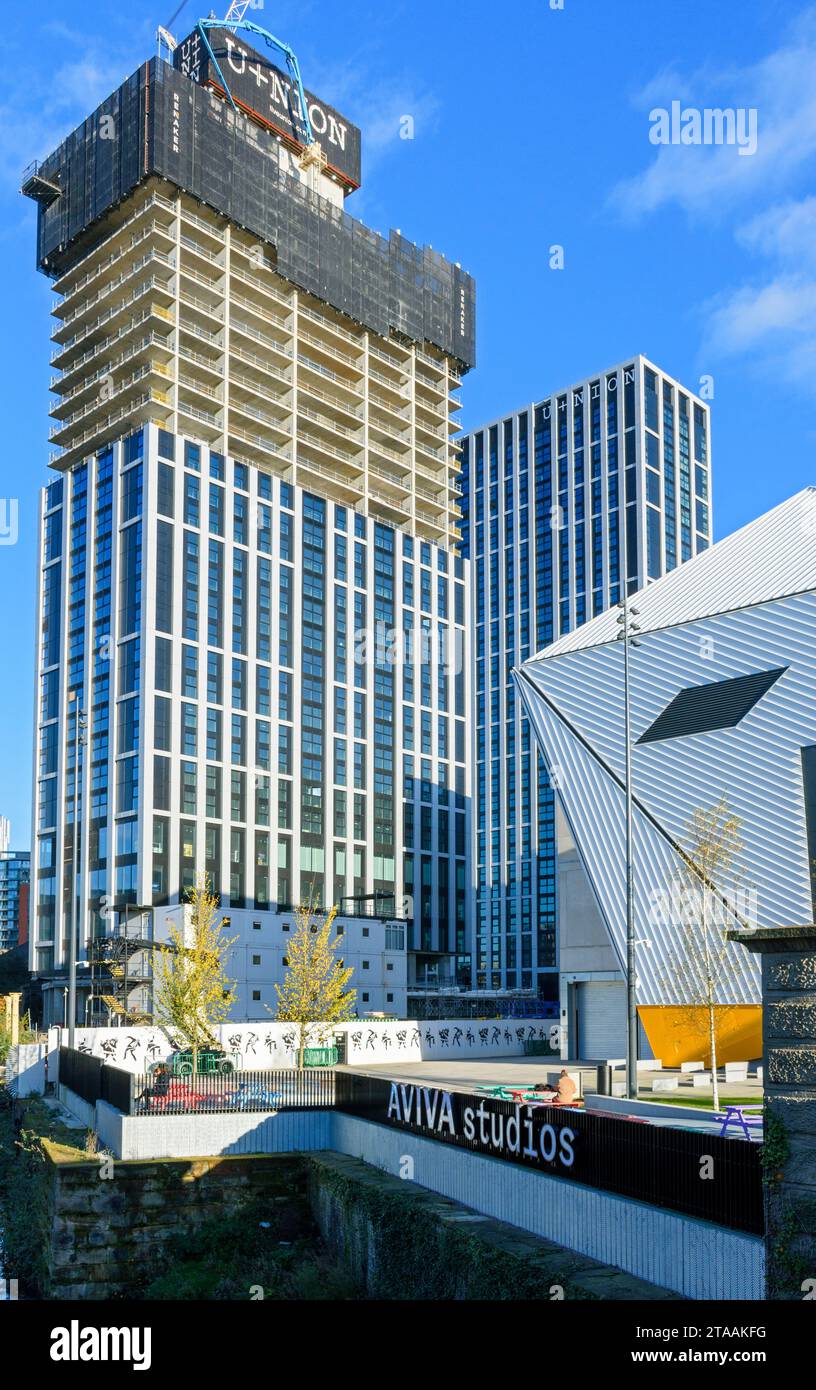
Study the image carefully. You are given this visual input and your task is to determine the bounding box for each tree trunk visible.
[709,1000,720,1112]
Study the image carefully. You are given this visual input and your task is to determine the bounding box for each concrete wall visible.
[307,1152,677,1301]
[5,1042,47,1096]
[97,1101,332,1161]
[331,1114,763,1300]
[79,1097,762,1300]
[48,1017,558,1075]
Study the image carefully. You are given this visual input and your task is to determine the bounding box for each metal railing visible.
[132,1066,336,1116]
[59,1046,132,1114]
[59,1047,338,1116]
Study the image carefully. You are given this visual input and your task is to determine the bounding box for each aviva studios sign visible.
[385,1083,577,1173]
[335,1074,762,1233]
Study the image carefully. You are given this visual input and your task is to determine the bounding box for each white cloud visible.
[610,10,816,222]
[736,196,816,267]
[705,276,816,356]
[610,5,816,396]
[0,20,137,190]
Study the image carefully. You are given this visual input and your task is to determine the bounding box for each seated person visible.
[532,1069,578,1106]
[554,1070,578,1105]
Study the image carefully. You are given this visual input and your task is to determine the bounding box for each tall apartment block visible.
[24,27,475,1025]
[0,836,31,953]
[458,358,712,997]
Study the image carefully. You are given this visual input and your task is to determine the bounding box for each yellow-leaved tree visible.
[153,874,237,1072]
[273,902,356,1068]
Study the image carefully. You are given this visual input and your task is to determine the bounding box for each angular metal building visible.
[516,487,816,1064]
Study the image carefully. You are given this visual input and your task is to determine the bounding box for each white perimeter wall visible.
[46,1018,559,1074]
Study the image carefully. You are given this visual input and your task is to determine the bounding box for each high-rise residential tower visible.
[24,27,475,1025]
[0,835,30,953]
[458,358,712,999]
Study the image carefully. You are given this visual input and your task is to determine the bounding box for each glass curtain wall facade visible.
[458,357,712,996]
[26,41,474,1023]
[0,851,30,952]
[32,425,470,1017]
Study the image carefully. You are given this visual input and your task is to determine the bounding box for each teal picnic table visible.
[474,1084,548,1103]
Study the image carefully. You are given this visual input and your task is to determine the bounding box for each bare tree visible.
[661,794,745,1111]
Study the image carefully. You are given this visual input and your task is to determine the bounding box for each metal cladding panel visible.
[516,665,762,1008]
[36,64,150,270]
[529,486,816,663]
[174,26,362,191]
[32,59,475,369]
[518,580,816,1006]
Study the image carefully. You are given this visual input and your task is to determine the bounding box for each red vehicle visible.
[138,1067,213,1114]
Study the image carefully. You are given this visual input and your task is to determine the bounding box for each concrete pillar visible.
[6,992,21,1046]
[734,925,816,1299]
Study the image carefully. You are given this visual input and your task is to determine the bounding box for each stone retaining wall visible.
[46,1150,305,1299]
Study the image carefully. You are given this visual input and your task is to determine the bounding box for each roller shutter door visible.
[577,981,627,1060]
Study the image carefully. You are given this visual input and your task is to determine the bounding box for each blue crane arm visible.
[196,15,314,146]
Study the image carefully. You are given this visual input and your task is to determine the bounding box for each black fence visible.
[57,1049,763,1235]
[58,1047,133,1115]
[58,1048,337,1117]
[131,1067,336,1116]
[335,1073,764,1236]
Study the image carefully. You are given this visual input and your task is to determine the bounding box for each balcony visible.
[50,332,173,413]
[49,362,173,442]
[232,316,292,363]
[294,455,363,501]
[227,424,291,469]
[52,193,176,297]
[297,403,362,446]
[51,291,174,370]
[367,462,411,495]
[368,366,409,403]
[297,374,363,427]
[298,426,362,475]
[230,263,293,318]
[297,352,363,401]
[49,387,172,469]
[230,394,291,443]
[298,327,363,379]
[229,343,292,396]
[176,396,222,440]
[368,390,410,430]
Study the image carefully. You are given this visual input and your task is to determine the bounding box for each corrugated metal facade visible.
[517,490,816,1009]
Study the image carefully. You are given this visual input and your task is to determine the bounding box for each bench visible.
[717,1104,763,1141]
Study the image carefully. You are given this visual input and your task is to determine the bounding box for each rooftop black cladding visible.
[173,26,362,191]
[637,667,788,745]
[31,58,475,370]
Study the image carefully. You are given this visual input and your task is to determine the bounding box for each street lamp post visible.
[67,690,87,1049]
[616,596,641,1100]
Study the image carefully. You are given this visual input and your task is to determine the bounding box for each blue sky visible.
[2,0,815,847]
